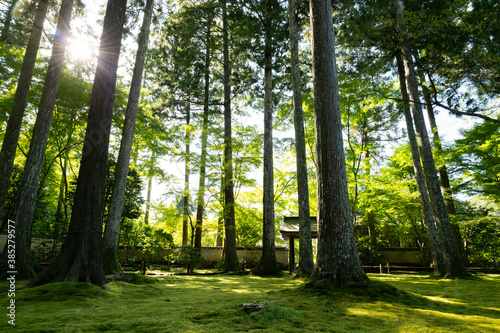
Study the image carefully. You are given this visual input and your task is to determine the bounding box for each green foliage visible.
[450,119,500,203]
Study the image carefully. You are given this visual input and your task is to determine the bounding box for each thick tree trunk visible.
[393,0,468,277]
[102,0,154,274]
[29,0,128,287]
[0,0,48,224]
[308,0,367,287]
[222,0,238,271]
[8,0,73,280]
[182,103,191,246]
[396,52,446,276]
[194,21,212,250]
[288,0,314,278]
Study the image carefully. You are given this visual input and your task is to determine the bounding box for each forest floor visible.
[1,271,499,332]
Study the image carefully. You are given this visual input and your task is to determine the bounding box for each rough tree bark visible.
[7,0,73,280]
[101,0,154,274]
[222,0,238,271]
[288,0,314,278]
[29,0,128,287]
[0,0,48,225]
[396,52,446,276]
[394,0,468,278]
[308,0,367,287]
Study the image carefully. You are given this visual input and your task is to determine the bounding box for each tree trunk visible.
[252,0,281,277]
[396,52,446,276]
[194,20,212,250]
[182,102,191,246]
[144,154,154,225]
[288,0,314,278]
[102,0,154,274]
[419,72,456,214]
[29,0,128,287]
[7,0,73,280]
[394,0,468,278]
[222,0,238,271]
[308,0,367,288]
[0,0,48,224]
[419,72,467,265]
[54,156,68,244]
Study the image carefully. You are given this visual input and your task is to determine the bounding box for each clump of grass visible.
[15,281,109,302]
[247,302,303,323]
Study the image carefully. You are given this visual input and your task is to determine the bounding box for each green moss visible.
[110,272,159,284]
[15,281,109,302]
[2,273,499,332]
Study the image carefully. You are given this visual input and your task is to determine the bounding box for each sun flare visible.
[68,39,94,62]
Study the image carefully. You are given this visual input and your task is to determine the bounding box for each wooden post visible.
[386,263,390,275]
[379,264,383,274]
[289,236,295,274]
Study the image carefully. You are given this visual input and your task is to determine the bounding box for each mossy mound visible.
[244,302,303,326]
[111,272,159,284]
[15,281,109,302]
[303,279,401,298]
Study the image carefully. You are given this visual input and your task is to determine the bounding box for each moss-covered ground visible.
[1,272,499,332]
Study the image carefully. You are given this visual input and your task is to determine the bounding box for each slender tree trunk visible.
[182,103,191,246]
[419,73,456,214]
[288,0,314,278]
[194,21,212,250]
[101,0,154,274]
[54,156,68,243]
[144,169,153,225]
[396,52,446,276]
[0,0,48,224]
[252,0,281,276]
[419,72,467,265]
[308,0,367,287]
[222,0,238,271]
[394,0,468,278]
[29,0,128,287]
[216,170,224,247]
[3,0,73,280]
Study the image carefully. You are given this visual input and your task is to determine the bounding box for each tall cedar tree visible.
[394,0,468,278]
[222,0,238,271]
[29,0,128,287]
[194,5,216,250]
[395,51,446,276]
[288,0,314,277]
[5,0,73,280]
[102,0,154,274]
[308,0,367,287]
[0,0,48,226]
[252,0,281,276]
